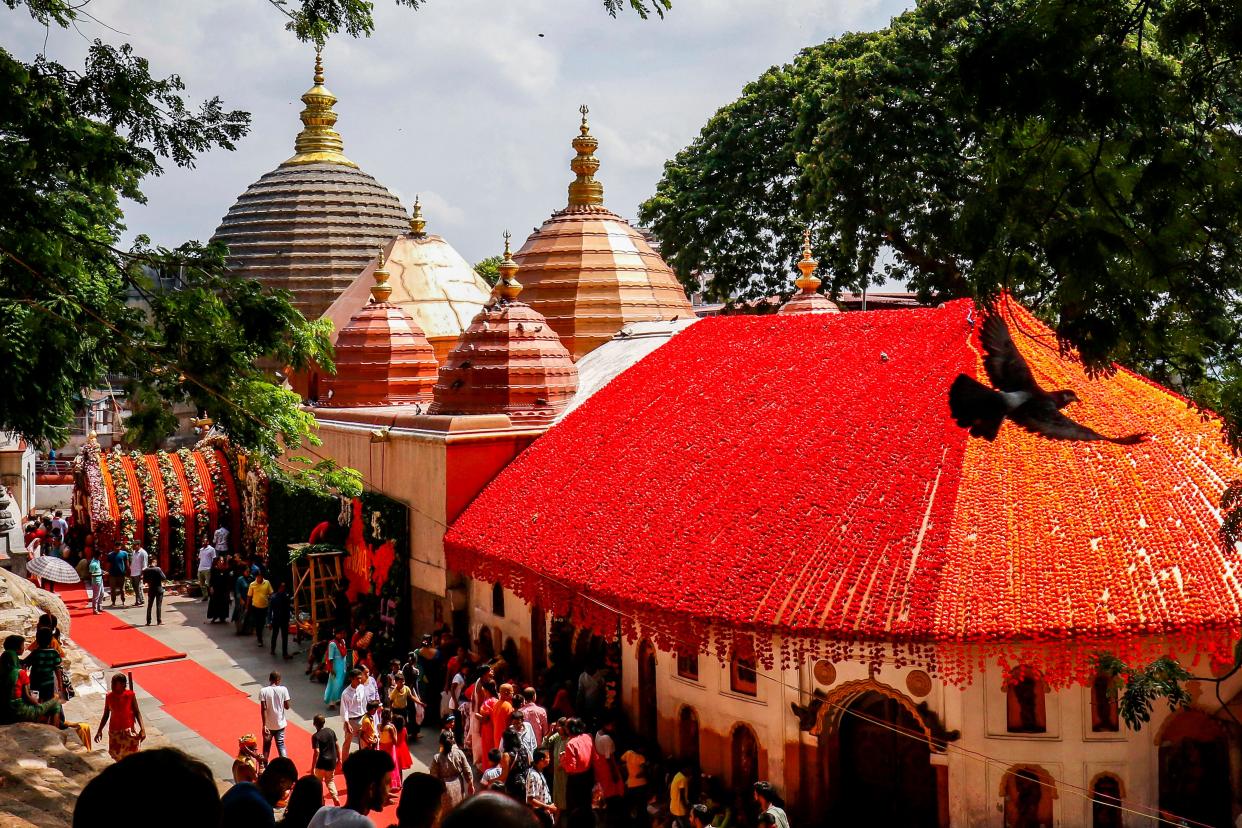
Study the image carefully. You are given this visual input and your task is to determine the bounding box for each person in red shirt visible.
[96,673,145,761]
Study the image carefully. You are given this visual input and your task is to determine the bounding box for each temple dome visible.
[429,236,578,424]
[210,52,408,321]
[512,107,694,361]
[779,230,841,316]
[321,199,493,364]
[322,250,439,407]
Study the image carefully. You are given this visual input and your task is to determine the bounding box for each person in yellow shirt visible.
[669,764,690,821]
[246,571,274,647]
[359,700,381,750]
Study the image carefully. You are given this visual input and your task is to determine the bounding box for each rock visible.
[0,723,113,827]
[0,569,70,635]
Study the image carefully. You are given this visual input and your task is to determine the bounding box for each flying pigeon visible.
[948,313,1149,445]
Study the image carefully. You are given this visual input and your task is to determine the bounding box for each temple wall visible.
[463,586,1242,827]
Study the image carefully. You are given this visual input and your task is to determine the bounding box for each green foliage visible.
[1094,653,1195,731]
[277,456,364,499]
[474,255,503,286]
[641,0,1242,446]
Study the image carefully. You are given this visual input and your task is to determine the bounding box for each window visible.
[1002,767,1055,828]
[491,582,505,617]
[1090,672,1119,732]
[676,651,699,681]
[1091,775,1123,828]
[1005,670,1046,734]
[730,657,757,696]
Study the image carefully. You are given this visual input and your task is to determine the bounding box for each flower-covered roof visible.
[444,299,1242,685]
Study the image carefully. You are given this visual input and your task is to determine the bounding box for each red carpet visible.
[62,587,185,667]
[128,661,246,706]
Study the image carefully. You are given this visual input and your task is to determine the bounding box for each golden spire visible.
[284,48,357,168]
[495,231,522,300]
[409,195,427,238]
[795,228,821,293]
[567,104,604,208]
[370,246,392,303]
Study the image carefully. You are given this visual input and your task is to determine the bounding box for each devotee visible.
[95,673,144,761]
[392,714,413,774]
[261,670,292,761]
[340,669,367,762]
[214,524,230,555]
[620,741,650,821]
[360,699,382,751]
[310,714,343,806]
[247,569,274,646]
[360,664,381,706]
[389,671,414,720]
[429,731,474,811]
[86,555,104,614]
[576,663,604,722]
[378,707,402,792]
[394,772,445,828]
[1,634,62,726]
[689,804,712,828]
[141,556,167,625]
[440,791,539,828]
[196,539,215,600]
[324,629,350,709]
[753,782,790,828]
[521,687,548,744]
[106,545,129,607]
[491,683,516,757]
[73,748,220,828]
[207,556,233,623]
[234,565,253,632]
[269,580,293,659]
[127,544,147,607]
[24,626,62,703]
[280,776,325,828]
[514,709,537,763]
[308,750,396,828]
[526,748,557,828]
[540,719,569,814]
[668,763,691,828]
[220,756,299,826]
[480,749,505,790]
[500,723,532,801]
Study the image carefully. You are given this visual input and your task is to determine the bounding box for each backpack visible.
[561,733,595,775]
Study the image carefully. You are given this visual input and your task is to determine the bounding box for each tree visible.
[1,0,670,469]
[640,0,1242,448]
[474,255,504,286]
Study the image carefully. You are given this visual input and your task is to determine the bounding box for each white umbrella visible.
[27,556,81,584]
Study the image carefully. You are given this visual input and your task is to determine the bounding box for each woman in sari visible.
[323,628,349,708]
[429,731,474,811]
[1,635,63,726]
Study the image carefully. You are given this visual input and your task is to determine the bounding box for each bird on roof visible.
[948,313,1150,445]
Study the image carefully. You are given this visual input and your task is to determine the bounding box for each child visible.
[95,673,144,761]
[359,699,381,750]
[393,714,413,772]
[24,626,62,703]
[310,714,342,806]
[480,748,505,790]
[378,707,402,791]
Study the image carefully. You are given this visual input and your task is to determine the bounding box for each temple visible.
[211,52,409,320]
[511,107,695,360]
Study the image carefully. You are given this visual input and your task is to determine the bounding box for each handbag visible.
[413,699,425,725]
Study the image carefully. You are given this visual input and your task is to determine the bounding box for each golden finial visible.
[409,195,427,238]
[795,228,821,293]
[370,246,393,303]
[567,104,604,208]
[495,231,522,300]
[284,48,356,168]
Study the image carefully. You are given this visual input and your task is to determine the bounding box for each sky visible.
[3,0,915,267]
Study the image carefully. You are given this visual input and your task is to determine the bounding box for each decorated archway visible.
[815,679,943,827]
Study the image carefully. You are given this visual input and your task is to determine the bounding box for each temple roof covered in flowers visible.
[445,299,1242,685]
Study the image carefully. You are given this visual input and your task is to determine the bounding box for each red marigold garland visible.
[130,450,161,555]
[78,440,115,551]
[156,450,187,577]
[445,299,1242,688]
[105,450,139,549]
[178,448,212,548]
[201,448,233,541]
[142,454,171,566]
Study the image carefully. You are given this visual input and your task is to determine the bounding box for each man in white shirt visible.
[128,546,148,607]
[196,542,215,601]
[213,525,229,554]
[360,665,380,705]
[339,669,366,763]
[259,670,291,761]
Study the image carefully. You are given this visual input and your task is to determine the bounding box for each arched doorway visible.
[678,705,700,765]
[731,724,759,791]
[637,640,658,744]
[1159,709,1232,828]
[1090,774,1123,828]
[1000,765,1055,828]
[830,689,939,826]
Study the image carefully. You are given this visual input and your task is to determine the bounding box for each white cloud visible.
[1,0,914,266]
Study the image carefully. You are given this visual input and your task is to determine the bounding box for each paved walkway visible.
[90,592,437,782]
